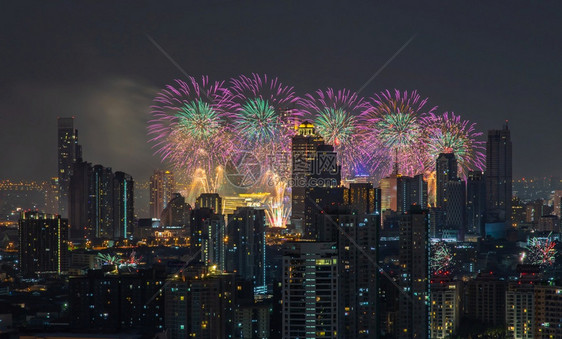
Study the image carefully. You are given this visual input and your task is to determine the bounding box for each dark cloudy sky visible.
[1,1,561,181]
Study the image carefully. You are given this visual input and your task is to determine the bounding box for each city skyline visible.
[1,1,562,181]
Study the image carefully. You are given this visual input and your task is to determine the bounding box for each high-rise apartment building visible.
[282,242,338,339]
[190,207,225,269]
[149,170,175,219]
[225,207,267,293]
[430,278,461,338]
[58,117,81,217]
[486,123,512,225]
[19,211,69,276]
[112,171,134,239]
[196,193,223,215]
[398,207,430,338]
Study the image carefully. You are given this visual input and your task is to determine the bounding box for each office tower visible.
[534,284,562,338]
[160,193,191,227]
[69,159,92,239]
[343,182,380,215]
[398,207,430,338]
[444,179,466,240]
[467,171,486,234]
[436,153,458,208]
[58,117,81,217]
[465,273,506,326]
[317,208,379,337]
[486,123,512,225]
[91,165,114,239]
[19,211,69,276]
[196,193,223,215]
[282,242,338,339]
[397,174,428,214]
[429,277,461,338]
[69,268,165,332]
[149,170,175,219]
[506,282,534,339]
[225,207,267,293]
[112,171,134,239]
[190,207,225,269]
[303,144,343,239]
[291,121,325,230]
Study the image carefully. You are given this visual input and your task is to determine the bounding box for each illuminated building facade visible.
[506,282,534,339]
[160,193,191,227]
[430,278,461,338]
[19,211,69,276]
[282,242,338,339]
[190,207,225,269]
[149,170,175,219]
[196,193,223,215]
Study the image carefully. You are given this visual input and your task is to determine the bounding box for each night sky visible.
[1,1,561,181]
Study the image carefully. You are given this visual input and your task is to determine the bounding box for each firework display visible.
[148,76,233,187]
[362,89,437,177]
[149,75,486,212]
[298,88,372,179]
[521,236,557,266]
[423,112,485,177]
[430,242,454,275]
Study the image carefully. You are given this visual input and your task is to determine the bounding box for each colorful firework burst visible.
[423,112,485,177]
[363,89,437,177]
[265,175,291,228]
[148,76,233,178]
[299,88,373,179]
[430,242,454,275]
[522,236,557,266]
[226,74,300,153]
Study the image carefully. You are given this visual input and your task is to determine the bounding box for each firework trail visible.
[423,112,485,177]
[363,89,437,177]
[299,88,376,180]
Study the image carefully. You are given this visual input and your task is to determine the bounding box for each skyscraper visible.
[436,153,458,208]
[444,178,466,240]
[91,165,114,239]
[112,171,134,240]
[225,207,267,293]
[485,123,512,225]
[190,207,225,269]
[343,182,381,215]
[291,121,325,231]
[19,211,69,276]
[58,117,81,217]
[398,207,430,338]
[317,208,380,337]
[149,170,175,219]
[397,174,428,214]
[160,193,191,227]
[467,171,486,235]
[282,242,338,339]
[69,159,92,239]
